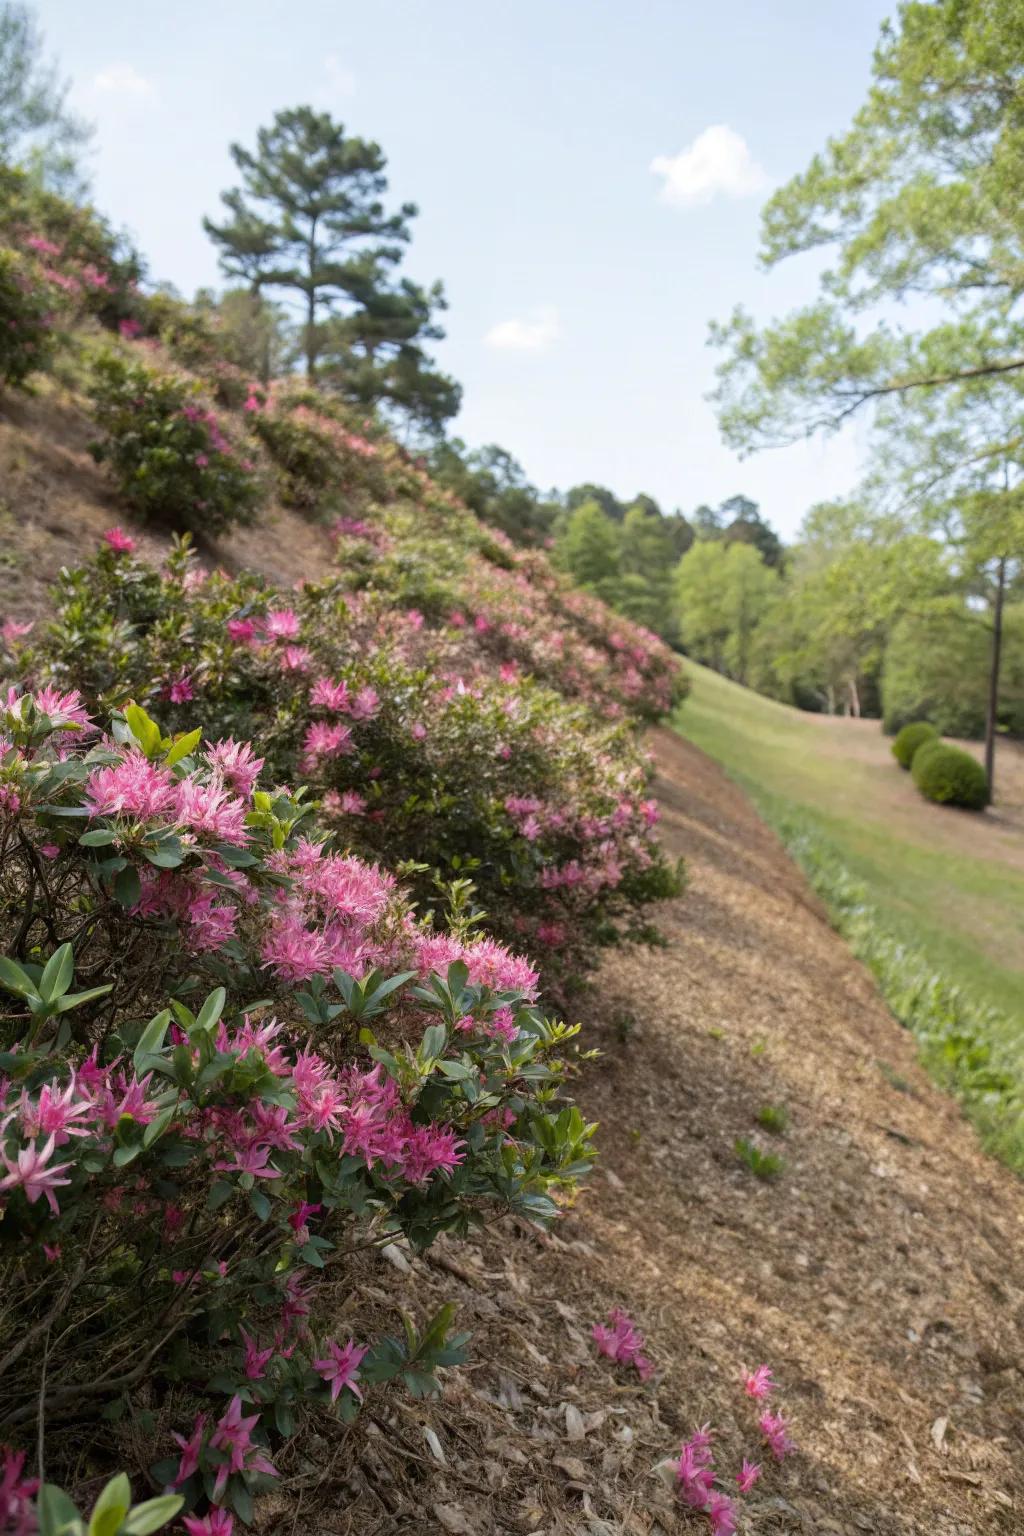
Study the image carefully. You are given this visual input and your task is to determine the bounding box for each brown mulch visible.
[297,727,1024,1536]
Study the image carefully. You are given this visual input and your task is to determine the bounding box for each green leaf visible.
[114,865,142,909]
[142,1105,176,1149]
[38,1483,83,1536]
[120,1495,184,1534]
[39,944,74,1004]
[79,828,119,848]
[86,1474,131,1536]
[165,728,202,768]
[195,987,226,1034]
[123,704,163,759]
[133,1010,171,1072]
[0,955,38,1001]
[55,983,113,1013]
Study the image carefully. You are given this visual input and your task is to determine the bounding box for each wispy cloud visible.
[650,125,770,207]
[92,63,155,99]
[484,307,560,353]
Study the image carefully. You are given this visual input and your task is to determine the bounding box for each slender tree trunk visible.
[984,555,1006,799]
[306,218,318,379]
[848,676,860,717]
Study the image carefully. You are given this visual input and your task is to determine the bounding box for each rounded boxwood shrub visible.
[892,719,938,770]
[912,740,989,809]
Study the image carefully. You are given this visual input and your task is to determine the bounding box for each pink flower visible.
[39,844,59,859]
[118,317,143,340]
[313,1338,367,1403]
[675,1427,715,1509]
[0,1134,72,1215]
[104,526,136,554]
[1,1445,39,1535]
[243,393,262,413]
[171,1412,207,1486]
[226,618,258,645]
[591,1307,651,1379]
[209,1396,277,1497]
[1,619,32,648]
[485,1005,519,1044]
[239,1327,275,1380]
[735,1459,761,1494]
[279,646,312,674]
[310,677,350,713]
[348,686,380,721]
[183,1513,234,1536]
[302,721,353,765]
[759,1409,796,1461]
[164,669,194,704]
[706,1491,737,1536]
[410,722,427,742]
[744,1364,775,1400]
[174,776,249,844]
[205,739,264,798]
[30,686,93,732]
[265,608,300,641]
[85,749,176,820]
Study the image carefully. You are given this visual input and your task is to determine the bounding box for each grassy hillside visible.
[674,662,1024,1159]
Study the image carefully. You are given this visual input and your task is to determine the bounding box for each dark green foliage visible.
[891,720,938,770]
[911,741,989,810]
[426,439,560,547]
[883,606,1024,740]
[0,243,58,386]
[86,351,264,536]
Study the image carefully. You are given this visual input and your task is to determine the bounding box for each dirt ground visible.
[285,727,1024,1536]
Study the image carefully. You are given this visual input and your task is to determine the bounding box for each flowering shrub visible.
[246,388,391,517]
[86,353,265,536]
[1,1461,183,1536]
[19,538,683,988]
[0,691,593,1519]
[0,244,66,389]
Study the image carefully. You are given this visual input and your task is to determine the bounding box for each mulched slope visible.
[308,727,1024,1536]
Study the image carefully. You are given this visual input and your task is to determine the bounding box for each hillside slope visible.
[350,729,1024,1536]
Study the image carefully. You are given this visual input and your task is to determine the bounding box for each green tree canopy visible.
[675,540,779,684]
[557,499,622,605]
[0,2,91,195]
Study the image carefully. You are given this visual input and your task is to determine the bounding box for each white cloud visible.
[92,63,155,98]
[484,307,560,353]
[650,124,770,207]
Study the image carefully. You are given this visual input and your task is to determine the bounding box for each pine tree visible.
[204,107,458,431]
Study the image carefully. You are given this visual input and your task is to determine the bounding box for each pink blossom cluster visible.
[591,1307,654,1381]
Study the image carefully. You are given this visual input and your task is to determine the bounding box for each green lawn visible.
[673,664,1024,1160]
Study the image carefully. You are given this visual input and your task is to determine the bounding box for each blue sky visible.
[38,0,893,537]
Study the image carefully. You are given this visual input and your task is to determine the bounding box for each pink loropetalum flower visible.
[205,739,264,798]
[183,1510,234,1535]
[744,1364,775,1400]
[675,1426,715,1510]
[209,1396,277,1498]
[1,619,33,648]
[170,1412,207,1487]
[706,1491,737,1536]
[313,1338,367,1403]
[0,1134,72,1214]
[736,1459,761,1494]
[302,721,353,765]
[264,608,300,641]
[759,1409,796,1461]
[85,749,176,820]
[239,1327,275,1380]
[1,1445,39,1535]
[226,617,258,645]
[164,669,194,704]
[279,645,312,674]
[104,525,136,554]
[174,775,249,844]
[591,1308,651,1379]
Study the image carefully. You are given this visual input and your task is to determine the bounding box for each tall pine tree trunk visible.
[984,555,1006,798]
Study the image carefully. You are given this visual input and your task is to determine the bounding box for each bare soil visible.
[285,728,1024,1536]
